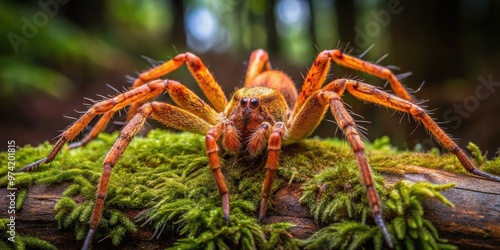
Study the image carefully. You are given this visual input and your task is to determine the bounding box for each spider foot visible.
[472,169,500,182]
[258,198,267,223]
[16,158,47,172]
[81,228,95,250]
[68,141,85,149]
[374,213,393,249]
[222,193,230,224]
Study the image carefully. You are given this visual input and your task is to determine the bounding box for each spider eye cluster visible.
[240,97,260,108]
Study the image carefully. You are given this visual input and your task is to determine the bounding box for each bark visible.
[1,166,499,249]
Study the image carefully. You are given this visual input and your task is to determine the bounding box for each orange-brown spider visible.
[19,49,500,249]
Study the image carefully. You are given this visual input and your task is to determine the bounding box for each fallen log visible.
[1,165,498,249]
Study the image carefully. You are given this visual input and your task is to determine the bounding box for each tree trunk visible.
[1,166,499,249]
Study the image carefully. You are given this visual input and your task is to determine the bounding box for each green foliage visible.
[54,197,76,228]
[0,219,56,250]
[300,180,457,250]
[300,163,385,224]
[0,130,498,249]
[297,137,465,249]
[141,198,296,250]
[370,136,398,152]
[467,142,500,175]
[483,155,500,176]
[166,206,265,249]
[15,189,27,210]
[300,221,382,250]
[279,138,352,182]
[467,142,486,166]
[386,181,457,250]
[5,235,57,250]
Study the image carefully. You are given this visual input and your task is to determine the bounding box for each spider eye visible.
[240,98,248,106]
[249,98,259,108]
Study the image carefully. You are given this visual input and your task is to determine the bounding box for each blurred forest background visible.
[1,0,500,158]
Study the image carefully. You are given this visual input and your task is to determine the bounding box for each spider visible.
[19,48,500,249]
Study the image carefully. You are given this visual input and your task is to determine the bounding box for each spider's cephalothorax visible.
[225,87,288,150]
[19,49,500,249]
[222,73,294,153]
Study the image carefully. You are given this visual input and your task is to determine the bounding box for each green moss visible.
[300,163,385,225]
[299,180,458,250]
[300,221,382,250]
[483,156,500,176]
[0,130,498,249]
[385,181,457,250]
[467,142,487,166]
[0,219,57,250]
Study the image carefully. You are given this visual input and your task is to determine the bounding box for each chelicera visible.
[19,49,500,249]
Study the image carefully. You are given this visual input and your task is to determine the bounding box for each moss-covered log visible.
[1,130,499,249]
[1,167,498,249]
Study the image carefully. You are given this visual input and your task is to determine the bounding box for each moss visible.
[0,219,57,250]
[483,156,500,176]
[385,181,457,250]
[300,163,385,225]
[467,142,486,166]
[299,163,458,249]
[0,130,499,249]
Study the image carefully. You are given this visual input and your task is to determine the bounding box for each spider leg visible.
[71,52,228,149]
[329,50,414,102]
[291,51,332,117]
[244,49,272,86]
[68,111,115,149]
[324,91,393,247]
[286,88,330,143]
[132,52,228,112]
[165,80,221,125]
[287,77,499,248]
[206,123,231,222]
[81,101,212,249]
[258,122,286,221]
[17,80,170,172]
[19,79,219,172]
[291,49,415,120]
[340,78,500,181]
[285,86,393,248]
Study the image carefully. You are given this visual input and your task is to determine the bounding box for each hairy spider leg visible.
[132,52,228,113]
[291,51,332,118]
[17,79,220,170]
[164,80,221,125]
[258,122,287,221]
[205,123,231,222]
[17,80,169,172]
[329,50,414,102]
[324,89,393,248]
[291,49,414,120]
[67,111,116,149]
[82,100,213,250]
[335,79,500,181]
[70,52,228,148]
[285,79,400,248]
[245,49,272,87]
[289,77,500,247]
